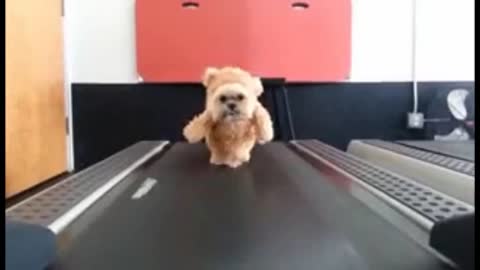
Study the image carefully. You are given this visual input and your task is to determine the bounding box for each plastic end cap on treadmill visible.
[6,220,58,270]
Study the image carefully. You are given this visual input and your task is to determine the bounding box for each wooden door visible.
[6,0,67,197]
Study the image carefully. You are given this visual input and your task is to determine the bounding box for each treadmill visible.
[5,140,474,270]
[347,140,474,205]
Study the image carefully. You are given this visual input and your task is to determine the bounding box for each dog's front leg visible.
[183,111,211,143]
[253,103,274,144]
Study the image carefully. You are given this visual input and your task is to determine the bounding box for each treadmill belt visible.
[399,140,474,162]
[53,143,452,270]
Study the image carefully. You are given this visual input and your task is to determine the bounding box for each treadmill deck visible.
[45,143,456,270]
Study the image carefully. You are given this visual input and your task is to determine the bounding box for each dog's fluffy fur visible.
[183,66,274,168]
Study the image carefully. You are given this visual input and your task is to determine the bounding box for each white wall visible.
[350,0,414,81]
[416,0,474,81]
[64,0,474,83]
[64,0,138,83]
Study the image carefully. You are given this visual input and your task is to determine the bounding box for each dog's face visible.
[208,82,256,121]
[203,67,263,122]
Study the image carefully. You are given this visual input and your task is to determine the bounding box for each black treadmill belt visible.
[399,140,474,162]
[53,143,452,270]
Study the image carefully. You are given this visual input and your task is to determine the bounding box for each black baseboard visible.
[72,81,474,170]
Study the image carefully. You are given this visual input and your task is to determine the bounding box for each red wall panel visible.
[246,1,351,81]
[136,1,351,82]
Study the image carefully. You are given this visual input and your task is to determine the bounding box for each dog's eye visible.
[237,94,244,101]
[219,95,227,103]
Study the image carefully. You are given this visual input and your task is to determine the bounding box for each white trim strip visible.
[291,141,434,231]
[48,142,168,234]
[131,178,158,200]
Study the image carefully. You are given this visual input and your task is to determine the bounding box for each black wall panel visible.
[72,81,474,170]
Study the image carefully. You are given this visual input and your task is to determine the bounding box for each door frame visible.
[62,13,75,172]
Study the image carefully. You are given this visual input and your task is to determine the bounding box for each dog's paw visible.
[257,131,273,144]
[226,160,243,169]
[257,139,268,145]
[239,153,251,163]
[210,155,223,165]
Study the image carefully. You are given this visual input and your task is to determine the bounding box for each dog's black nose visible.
[228,103,236,110]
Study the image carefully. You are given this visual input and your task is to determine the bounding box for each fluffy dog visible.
[183,66,274,168]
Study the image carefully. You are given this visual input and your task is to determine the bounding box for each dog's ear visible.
[251,77,264,97]
[202,67,219,88]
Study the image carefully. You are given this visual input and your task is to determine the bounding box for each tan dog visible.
[183,67,274,168]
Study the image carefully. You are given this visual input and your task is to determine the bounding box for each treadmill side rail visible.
[347,140,474,205]
[292,140,473,225]
[6,141,169,234]
[293,140,474,269]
